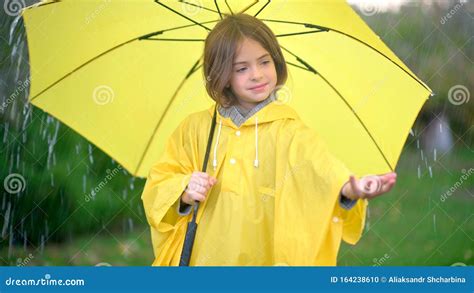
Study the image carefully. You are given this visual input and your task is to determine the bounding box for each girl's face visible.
[228,38,277,110]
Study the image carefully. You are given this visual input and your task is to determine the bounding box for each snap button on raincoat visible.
[141,102,368,266]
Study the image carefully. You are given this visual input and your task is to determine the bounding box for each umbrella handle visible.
[179,104,218,266]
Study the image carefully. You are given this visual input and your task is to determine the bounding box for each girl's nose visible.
[251,67,263,81]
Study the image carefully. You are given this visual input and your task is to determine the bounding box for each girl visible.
[141,13,397,266]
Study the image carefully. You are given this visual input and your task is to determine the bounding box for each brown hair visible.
[203,13,287,107]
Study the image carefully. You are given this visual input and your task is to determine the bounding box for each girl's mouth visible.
[249,83,268,92]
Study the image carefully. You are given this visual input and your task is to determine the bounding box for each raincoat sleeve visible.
[273,121,367,266]
[141,117,197,265]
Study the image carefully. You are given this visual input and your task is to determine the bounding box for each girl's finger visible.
[191,177,210,189]
[349,175,363,198]
[195,172,212,181]
[188,190,206,202]
[380,178,396,194]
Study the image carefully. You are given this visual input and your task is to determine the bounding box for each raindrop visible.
[409,128,414,136]
[45,220,49,240]
[122,189,127,200]
[50,173,54,187]
[66,163,71,174]
[75,144,80,155]
[8,225,13,259]
[40,235,45,255]
[129,178,135,190]
[9,15,22,45]
[128,218,133,232]
[23,230,27,251]
[16,151,20,170]
[416,139,420,149]
[1,202,11,238]
[88,144,94,164]
[433,214,437,233]
[439,123,443,133]
[428,166,433,178]
[82,174,87,194]
[3,122,8,143]
[417,165,421,179]
[421,149,424,161]
[433,148,437,161]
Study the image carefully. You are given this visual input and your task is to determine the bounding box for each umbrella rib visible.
[214,0,223,19]
[179,0,221,14]
[254,0,271,17]
[144,38,206,42]
[276,30,328,38]
[239,0,258,14]
[135,58,203,175]
[29,38,137,102]
[225,0,233,14]
[286,61,313,73]
[31,19,220,102]
[23,0,59,10]
[281,46,394,171]
[262,19,431,93]
[138,19,219,41]
[154,0,211,31]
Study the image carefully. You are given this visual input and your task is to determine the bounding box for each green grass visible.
[2,146,473,266]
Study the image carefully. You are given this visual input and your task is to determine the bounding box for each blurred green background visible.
[0,0,472,266]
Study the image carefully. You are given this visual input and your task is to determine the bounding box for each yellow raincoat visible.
[141,102,368,266]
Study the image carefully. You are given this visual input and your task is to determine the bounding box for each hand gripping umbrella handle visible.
[179,104,218,266]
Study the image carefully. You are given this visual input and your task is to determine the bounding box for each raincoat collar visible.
[207,99,300,130]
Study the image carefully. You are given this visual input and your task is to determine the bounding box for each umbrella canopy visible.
[21,0,432,178]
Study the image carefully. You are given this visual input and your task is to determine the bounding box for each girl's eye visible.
[236,67,247,73]
[262,60,270,65]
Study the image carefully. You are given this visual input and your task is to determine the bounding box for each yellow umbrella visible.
[21,0,432,178]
